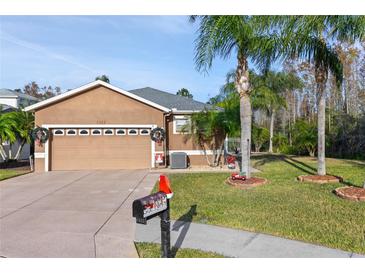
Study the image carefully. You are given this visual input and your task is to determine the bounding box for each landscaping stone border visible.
[335,186,365,202]
[225,177,268,189]
[297,175,343,184]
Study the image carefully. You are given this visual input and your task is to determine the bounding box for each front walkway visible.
[135,219,364,258]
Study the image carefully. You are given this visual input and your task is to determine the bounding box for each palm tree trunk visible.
[15,139,26,160]
[0,144,7,161]
[269,110,275,153]
[8,143,13,160]
[315,66,327,176]
[235,53,252,178]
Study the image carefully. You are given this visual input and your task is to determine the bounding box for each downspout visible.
[163,111,172,168]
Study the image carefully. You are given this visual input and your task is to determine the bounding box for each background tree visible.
[0,112,17,161]
[176,88,193,99]
[251,125,269,152]
[24,81,42,99]
[9,110,34,160]
[22,82,61,100]
[190,16,281,178]
[277,15,365,175]
[251,71,302,153]
[95,75,110,83]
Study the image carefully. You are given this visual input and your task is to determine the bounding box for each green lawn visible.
[0,169,29,181]
[135,242,224,258]
[158,155,365,255]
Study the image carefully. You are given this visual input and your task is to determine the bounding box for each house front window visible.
[173,115,191,134]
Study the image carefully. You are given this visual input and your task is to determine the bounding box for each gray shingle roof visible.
[0,104,17,113]
[129,87,213,111]
[0,88,40,101]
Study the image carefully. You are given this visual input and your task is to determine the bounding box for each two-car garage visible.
[48,126,153,171]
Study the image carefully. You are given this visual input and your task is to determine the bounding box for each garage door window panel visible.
[92,129,102,136]
[128,129,138,135]
[116,129,126,135]
[66,129,77,136]
[79,129,90,136]
[103,129,114,135]
[140,129,150,135]
[53,129,64,136]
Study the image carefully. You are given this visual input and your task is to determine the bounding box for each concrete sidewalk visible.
[135,218,365,258]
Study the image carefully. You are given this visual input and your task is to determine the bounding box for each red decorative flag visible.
[159,174,173,199]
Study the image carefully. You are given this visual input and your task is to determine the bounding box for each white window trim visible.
[116,129,126,135]
[139,129,150,135]
[128,129,138,135]
[66,129,77,136]
[78,129,90,136]
[42,124,157,172]
[91,129,102,136]
[173,115,190,134]
[103,129,114,135]
[53,129,64,136]
[34,152,45,158]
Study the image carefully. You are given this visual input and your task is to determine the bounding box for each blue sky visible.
[0,16,237,103]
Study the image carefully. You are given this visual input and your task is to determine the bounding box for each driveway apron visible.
[0,170,158,258]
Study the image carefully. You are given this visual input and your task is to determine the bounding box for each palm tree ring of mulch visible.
[335,186,365,202]
[226,177,268,189]
[297,175,343,184]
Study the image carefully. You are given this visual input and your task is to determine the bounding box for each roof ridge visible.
[129,87,204,104]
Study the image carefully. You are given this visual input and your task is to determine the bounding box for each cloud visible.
[0,30,97,74]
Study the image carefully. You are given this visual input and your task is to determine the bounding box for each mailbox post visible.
[160,199,171,258]
[132,175,173,258]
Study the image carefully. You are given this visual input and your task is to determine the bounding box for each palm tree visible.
[9,110,34,160]
[220,69,302,153]
[190,16,281,178]
[251,71,302,153]
[0,112,17,161]
[276,15,365,175]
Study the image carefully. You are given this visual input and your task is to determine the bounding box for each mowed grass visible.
[135,242,224,258]
[0,169,29,181]
[162,155,365,255]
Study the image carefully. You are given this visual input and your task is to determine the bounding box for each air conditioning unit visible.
[170,152,187,169]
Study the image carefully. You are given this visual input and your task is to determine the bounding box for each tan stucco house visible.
[25,80,215,172]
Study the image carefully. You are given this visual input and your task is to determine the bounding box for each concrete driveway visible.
[0,170,158,258]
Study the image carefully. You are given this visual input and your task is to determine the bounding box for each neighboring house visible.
[0,103,17,113]
[0,89,40,162]
[25,80,216,172]
[0,88,40,109]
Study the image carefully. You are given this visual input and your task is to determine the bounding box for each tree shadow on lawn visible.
[281,156,360,187]
[171,205,197,258]
[252,154,286,168]
[253,154,317,175]
[282,156,317,175]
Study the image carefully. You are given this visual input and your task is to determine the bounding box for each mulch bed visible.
[335,186,365,202]
[0,160,30,169]
[297,175,343,184]
[226,177,268,189]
